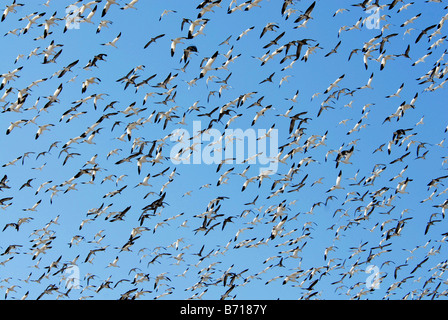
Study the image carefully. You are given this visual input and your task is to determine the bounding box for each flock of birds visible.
[0,0,448,300]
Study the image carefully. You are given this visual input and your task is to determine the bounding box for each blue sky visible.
[0,0,447,300]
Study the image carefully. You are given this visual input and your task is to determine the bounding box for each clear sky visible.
[0,0,447,300]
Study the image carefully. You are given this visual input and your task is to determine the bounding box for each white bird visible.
[96,19,112,33]
[159,9,176,21]
[2,1,24,22]
[236,26,254,41]
[170,37,185,57]
[0,66,23,90]
[6,119,27,135]
[121,0,139,10]
[81,5,97,24]
[101,0,119,17]
[81,77,101,93]
[23,200,42,212]
[380,54,396,70]
[412,51,432,66]
[38,11,61,38]
[324,74,345,94]
[333,8,349,17]
[357,72,374,90]
[101,32,121,48]
[396,178,412,194]
[199,51,219,78]
[20,12,46,35]
[386,83,404,98]
[35,124,55,140]
[4,285,21,299]
[326,170,344,192]
[107,256,119,268]
[187,18,208,39]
